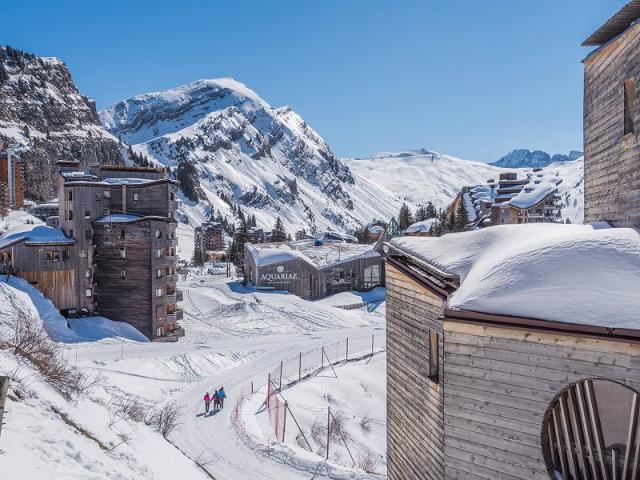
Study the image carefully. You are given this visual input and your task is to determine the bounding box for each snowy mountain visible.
[0,46,123,200]
[491,149,583,168]
[100,79,399,234]
[345,149,585,225]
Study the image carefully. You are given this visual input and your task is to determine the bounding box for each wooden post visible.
[279,361,283,390]
[251,381,254,394]
[298,352,302,382]
[282,401,288,443]
[371,334,374,357]
[345,338,349,363]
[267,373,271,409]
[321,346,324,370]
[0,376,8,441]
[326,406,331,460]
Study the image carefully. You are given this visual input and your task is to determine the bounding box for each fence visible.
[260,334,387,476]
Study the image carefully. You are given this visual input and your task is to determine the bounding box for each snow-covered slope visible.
[100,79,399,234]
[345,150,585,225]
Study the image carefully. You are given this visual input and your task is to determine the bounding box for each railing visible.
[166,293,177,304]
[175,289,183,302]
[175,307,183,321]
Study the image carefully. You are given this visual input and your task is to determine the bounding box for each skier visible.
[212,390,220,413]
[203,392,211,414]
[217,387,226,409]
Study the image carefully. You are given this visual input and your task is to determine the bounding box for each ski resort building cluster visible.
[448,170,563,230]
[244,238,383,300]
[194,221,224,256]
[0,161,181,340]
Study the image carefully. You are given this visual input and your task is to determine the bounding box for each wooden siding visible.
[584,23,640,227]
[442,320,640,480]
[386,263,446,480]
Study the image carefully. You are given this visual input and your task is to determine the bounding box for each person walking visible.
[203,392,211,414]
[212,390,220,413]
[217,387,226,409]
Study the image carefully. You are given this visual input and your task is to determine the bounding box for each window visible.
[67,190,73,201]
[156,327,164,337]
[85,229,92,239]
[62,250,69,261]
[169,248,175,257]
[428,330,439,381]
[156,249,163,258]
[156,269,162,278]
[155,230,162,239]
[85,289,92,298]
[118,230,125,239]
[103,190,111,199]
[95,192,102,201]
[364,265,381,289]
[119,248,126,258]
[170,192,175,201]
[68,210,73,220]
[133,193,139,201]
[543,380,639,480]
[104,208,110,216]
[625,79,635,135]
[69,229,74,239]
[85,269,92,278]
[46,251,60,262]
[120,269,126,279]
[156,288,163,297]
[84,210,91,219]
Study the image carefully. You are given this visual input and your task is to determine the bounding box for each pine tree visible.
[426,202,437,219]
[455,197,469,232]
[192,246,205,267]
[272,216,287,242]
[0,59,8,84]
[398,203,414,230]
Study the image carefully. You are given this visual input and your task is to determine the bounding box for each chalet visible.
[404,218,439,237]
[382,224,640,480]
[583,0,640,227]
[194,221,224,254]
[244,238,383,299]
[0,161,181,340]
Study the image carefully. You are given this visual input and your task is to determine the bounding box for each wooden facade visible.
[245,243,384,300]
[384,249,640,480]
[583,3,640,227]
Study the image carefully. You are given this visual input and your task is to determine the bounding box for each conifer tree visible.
[272,216,287,242]
[192,246,205,267]
[455,197,469,232]
[426,201,437,219]
[398,203,414,230]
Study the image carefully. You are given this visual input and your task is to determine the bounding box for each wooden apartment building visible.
[583,0,640,227]
[0,161,182,340]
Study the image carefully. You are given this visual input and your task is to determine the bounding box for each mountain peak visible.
[491,148,583,168]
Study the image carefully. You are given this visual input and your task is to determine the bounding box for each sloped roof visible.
[0,225,75,249]
[583,1,640,46]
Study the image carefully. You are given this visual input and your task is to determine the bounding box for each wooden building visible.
[382,225,640,480]
[583,1,640,227]
[245,238,383,300]
[0,160,181,340]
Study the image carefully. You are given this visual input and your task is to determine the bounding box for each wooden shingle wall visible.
[442,321,640,479]
[584,23,640,227]
[386,263,445,480]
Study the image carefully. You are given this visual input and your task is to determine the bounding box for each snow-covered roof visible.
[60,171,97,180]
[0,224,75,249]
[316,231,358,243]
[389,224,640,329]
[99,177,156,185]
[248,239,380,269]
[405,218,439,233]
[94,214,145,224]
[368,225,385,234]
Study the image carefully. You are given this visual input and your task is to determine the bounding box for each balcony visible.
[176,289,183,302]
[166,293,177,304]
[166,307,184,323]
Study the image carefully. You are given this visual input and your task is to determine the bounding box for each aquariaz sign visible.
[261,266,298,282]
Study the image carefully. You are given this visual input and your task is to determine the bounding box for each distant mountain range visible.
[491,149,583,168]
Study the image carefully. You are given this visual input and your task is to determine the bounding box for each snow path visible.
[174,325,379,479]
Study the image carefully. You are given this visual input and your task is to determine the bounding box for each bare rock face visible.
[100,78,366,232]
[0,46,123,200]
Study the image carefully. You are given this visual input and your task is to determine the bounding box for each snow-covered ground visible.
[0,267,386,479]
[241,353,387,477]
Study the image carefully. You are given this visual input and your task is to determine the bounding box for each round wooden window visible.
[543,379,640,480]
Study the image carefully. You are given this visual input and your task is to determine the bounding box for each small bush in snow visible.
[147,401,182,438]
[358,449,378,473]
[359,415,372,434]
[114,396,147,423]
[1,311,91,401]
[328,410,350,441]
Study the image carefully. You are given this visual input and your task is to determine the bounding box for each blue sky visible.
[2,0,627,161]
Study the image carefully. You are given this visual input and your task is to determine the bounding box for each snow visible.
[390,223,640,328]
[248,240,380,269]
[0,223,74,249]
[99,177,156,185]
[509,182,557,209]
[405,218,439,234]
[94,213,144,224]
